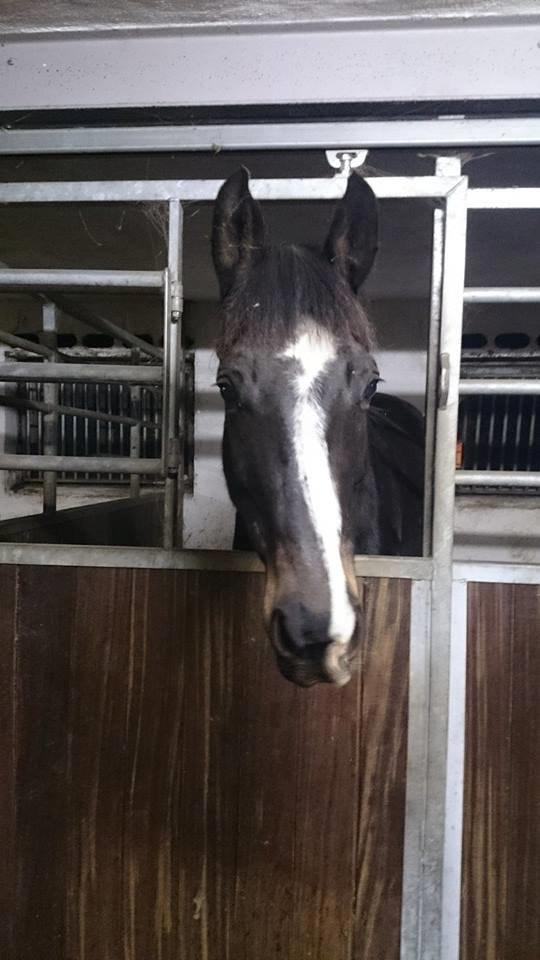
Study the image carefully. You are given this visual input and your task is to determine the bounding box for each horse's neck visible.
[352,462,382,555]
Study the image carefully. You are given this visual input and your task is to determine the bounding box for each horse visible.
[212,168,424,688]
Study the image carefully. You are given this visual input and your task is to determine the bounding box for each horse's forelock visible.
[216,244,374,359]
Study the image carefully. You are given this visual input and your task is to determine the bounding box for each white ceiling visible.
[1,0,538,34]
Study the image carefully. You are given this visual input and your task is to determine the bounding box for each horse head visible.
[212,168,380,687]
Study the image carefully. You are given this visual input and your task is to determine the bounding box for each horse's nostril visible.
[272,608,299,656]
[272,603,331,657]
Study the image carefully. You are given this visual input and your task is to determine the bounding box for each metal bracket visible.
[439,352,451,409]
[325,149,368,177]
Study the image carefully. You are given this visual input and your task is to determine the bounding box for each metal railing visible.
[458,193,540,492]
[0,191,183,545]
[0,170,467,557]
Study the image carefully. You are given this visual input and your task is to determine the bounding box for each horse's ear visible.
[324,174,378,292]
[212,167,266,298]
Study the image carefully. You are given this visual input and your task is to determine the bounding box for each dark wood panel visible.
[353,578,410,960]
[0,566,410,960]
[462,582,540,960]
[0,565,16,960]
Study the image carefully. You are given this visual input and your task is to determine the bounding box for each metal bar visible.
[161,268,172,546]
[423,203,443,557]
[0,329,56,359]
[42,301,58,513]
[464,287,540,303]
[49,294,163,361]
[441,580,468,960]
[163,198,185,550]
[460,378,540,396]
[423,156,461,557]
[455,469,540,488]
[453,561,540,585]
[0,454,163,475]
[129,349,142,497]
[486,395,496,472]
[0,393,158,430]
[0,269,164,289]
[400,579,432,959]
[3,118,540,156]
[64,304,161,359]
[513,395,524,471]
[0,177,463,205]
[422,175,468,960]
[83,382,90,482]
[0,541,433,577]
[0,538,535,582]
[472,395,482,471]
[0,363,162,384]
[468,187,540,210]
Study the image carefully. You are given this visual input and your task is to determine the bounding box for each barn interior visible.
[0,145,538,558]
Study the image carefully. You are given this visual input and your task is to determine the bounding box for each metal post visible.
[0,363,162,384]
[129,349,141,499]
[422,161,445,555]
[41,301,58,513]
[422,157,463,558]
[421,175,468,960]
[163,199,184,550]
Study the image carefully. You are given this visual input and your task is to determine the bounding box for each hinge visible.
[167,437,181,475]
[439,353,451,409]
[170,279,183,323]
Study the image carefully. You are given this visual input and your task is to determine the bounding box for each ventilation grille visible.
[16,381,163,484]
[13,355,194,489]
[458,355,539,495]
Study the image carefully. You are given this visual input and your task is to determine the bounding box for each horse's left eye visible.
[363,378,379,403]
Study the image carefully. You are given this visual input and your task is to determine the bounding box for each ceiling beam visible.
[1,19,539,114]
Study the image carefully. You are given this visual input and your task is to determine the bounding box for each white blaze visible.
[281,327,356,646]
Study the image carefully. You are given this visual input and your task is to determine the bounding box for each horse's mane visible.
[216,243,374,357]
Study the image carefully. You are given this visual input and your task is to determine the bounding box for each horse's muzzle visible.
[274,644,354,687]
[271,605,358,687]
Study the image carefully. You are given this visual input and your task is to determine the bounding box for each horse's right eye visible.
[217,379,241,408]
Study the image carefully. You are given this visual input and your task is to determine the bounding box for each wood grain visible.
[0,565,16,960]
[0,566,410,960]
[462,582,540,960]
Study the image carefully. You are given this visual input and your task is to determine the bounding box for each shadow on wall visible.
[0,493,164,546]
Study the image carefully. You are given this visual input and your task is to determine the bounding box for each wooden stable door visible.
[3,566,538,958]
[0,566,409,960]
[461,582,540,960]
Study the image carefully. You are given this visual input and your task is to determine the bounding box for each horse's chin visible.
[275,649,354,688]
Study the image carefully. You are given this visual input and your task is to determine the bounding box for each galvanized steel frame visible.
[0,169,467,557]
[1,169,540,960]
[2,117,540,156]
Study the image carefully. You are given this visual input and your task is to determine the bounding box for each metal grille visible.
[17,380,163,484]
[457,354,540,494]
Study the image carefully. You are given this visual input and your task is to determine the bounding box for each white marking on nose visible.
[281,326,356,647]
